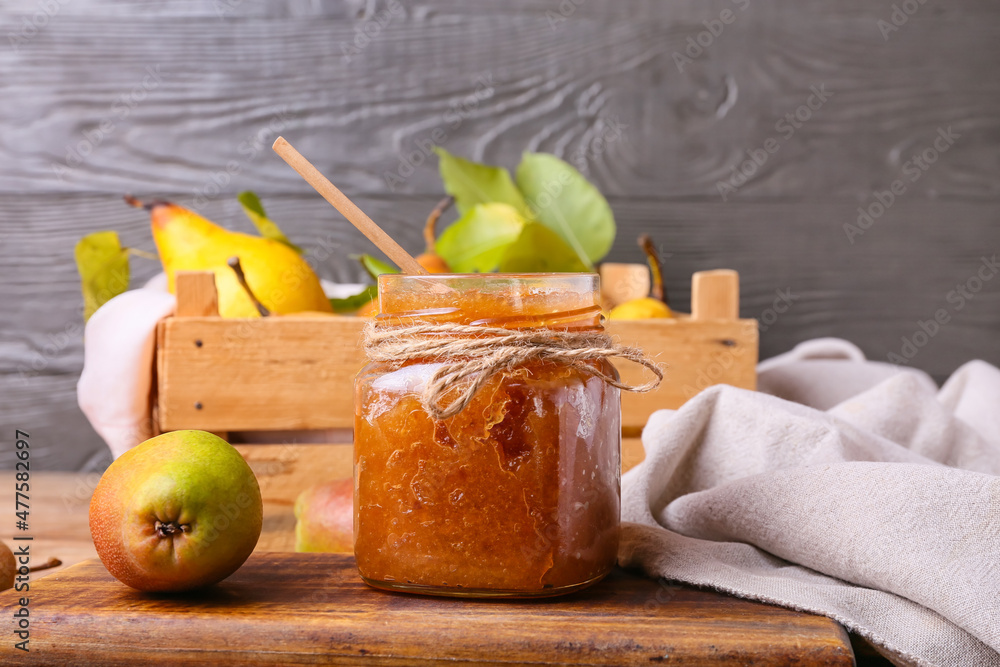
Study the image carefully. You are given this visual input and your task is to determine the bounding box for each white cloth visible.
[620,339,1000,667]
[77,286,175,459]
[77,278,363,458]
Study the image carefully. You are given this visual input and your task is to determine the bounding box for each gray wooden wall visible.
[2,0,998,470]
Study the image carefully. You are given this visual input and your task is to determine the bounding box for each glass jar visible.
[353,274,621,598]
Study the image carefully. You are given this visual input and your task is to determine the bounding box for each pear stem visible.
[28,557,62,573]
[271,137,427,275]
[423,196,453,254]
[227,256,271,317]
[123,195,169,211]
[639,235,668,306]
[126,247,159,261]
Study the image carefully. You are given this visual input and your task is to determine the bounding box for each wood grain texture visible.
[609,318,758,432]
[174,271,219,317]
[0,374,112,472]
[3,0,1000,470]
[157,315,367,432]
[0,471,100,578]
[0,468,859,664]
[234,443,353,504]
[1,1,998,200]
[0,552,854,666]
[692,270,739,321]
[599,263,650,309]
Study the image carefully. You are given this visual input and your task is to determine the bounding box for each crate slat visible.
[158,316,366,431]
[609,317,757,433]
[692,269,740,321]
[174,271,219,317]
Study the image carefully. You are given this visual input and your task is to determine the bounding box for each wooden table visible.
[0,470,857,665]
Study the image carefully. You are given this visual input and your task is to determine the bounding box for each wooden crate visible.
[155,269,757,436]
[155,269,757,499]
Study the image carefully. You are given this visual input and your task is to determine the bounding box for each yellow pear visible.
[128,198,331,318]
[609,297,671,320]
[607,234,672,321]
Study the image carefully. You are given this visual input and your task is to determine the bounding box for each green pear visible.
[89,430,263,592]
[294,478,354,553]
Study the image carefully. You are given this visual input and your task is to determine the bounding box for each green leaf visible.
[329,285,378,314]
[435,148,532,218]
[435,203,527,273]
[356,254,399,281]
[237,191,303,254]
[499,223,591,273]
[75,231,130,321]
[515,153,616,267]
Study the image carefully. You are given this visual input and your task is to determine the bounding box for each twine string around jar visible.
[363,322,664,421]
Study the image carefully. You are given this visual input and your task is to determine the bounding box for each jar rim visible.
[378,272,600,291]
[378,271,599,280]
[376,273,603,327]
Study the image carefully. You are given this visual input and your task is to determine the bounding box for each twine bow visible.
[362,322,663,421]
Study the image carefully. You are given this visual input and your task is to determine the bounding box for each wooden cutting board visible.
[1,553,854,666]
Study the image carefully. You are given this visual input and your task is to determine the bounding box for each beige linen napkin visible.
[77,286,175,458]
[620,339,1000,667]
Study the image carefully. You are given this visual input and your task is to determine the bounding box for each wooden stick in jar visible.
[271,136,427,275]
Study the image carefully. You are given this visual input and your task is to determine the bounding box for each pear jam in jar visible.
[353,274,621,597]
